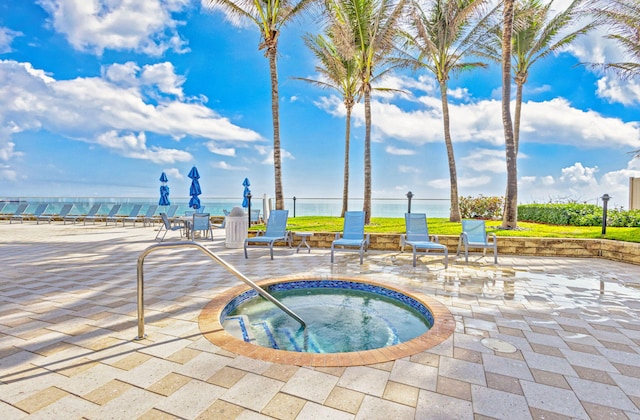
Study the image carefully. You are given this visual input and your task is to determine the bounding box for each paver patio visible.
[1,223,639,419]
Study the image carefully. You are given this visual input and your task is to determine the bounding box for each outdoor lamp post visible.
[406,191,414,214]
[247,192,252,226]
[601,193,610,235]
[293,196,296,218]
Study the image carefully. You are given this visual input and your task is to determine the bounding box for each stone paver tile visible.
[23,395,99,420]
[196,399,245,420]
[453,347,483,363]
[436,376,471,401]
[485,372,523,395]
[83,379,133,405]
[409,351,439,367]
[91,386,165,420]
[530,343,564,358]
[174,351,231,381]
[355,395,414,419]
[110,352,153,370]
[438,356,486,386]
[582,401,633,420]
[227,355,272,374]
[154,379,225,418]
[388,358,437,391]
[261,392,306,420]
[471,385,531,419]
[482,353,533,381]
[325,386,365,414]
[382,381,419,407]
[137,408,178,420]
[599,347,640,367]
[14,386,69,414]
[566,376,640,413]
[0,400,27,419]
[337,366,390,397]
[521,351,577,376]
[528,407,572,419]
[520,380,588,419]
[58,362,124,396]
[560,348,618,372]
[262,363,299,382]
[166,347,201,365]
[530,368,571,390]
[116,357,182,389]
[207,366,247,388]
[416,389,473,419]
[281,367,339,403]
[221,372,283,412]
[610,372,640,398]
[572,365,617,385]
[296,401,354,420]
[147,372,191,396]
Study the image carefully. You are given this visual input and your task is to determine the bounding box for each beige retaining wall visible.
[258,232,640,266]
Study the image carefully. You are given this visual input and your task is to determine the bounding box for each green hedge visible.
[517,203,640,227]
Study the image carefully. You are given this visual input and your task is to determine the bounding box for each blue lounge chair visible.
[142,205,159,227]
[331,211,370,264]
[156,212,184,241]
[190,213,214,241]
[8,203,30,224]
[401,213,448,268]
[120,204,143,226]
[244,210,289,260]
[32,204,51,224]
[104,204,122,226]
[249,208,261,224]
[82,204,103,225]
[457,219,498,263]
[61,204,81,224]
[49,203,74,224]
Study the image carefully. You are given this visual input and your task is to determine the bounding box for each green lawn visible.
[252,216,640,243]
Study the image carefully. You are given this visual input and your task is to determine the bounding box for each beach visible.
[1,222,640,418]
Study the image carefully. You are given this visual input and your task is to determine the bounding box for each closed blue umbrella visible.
[242,178,251,208]
[188,166,201,209]
[159,172,170,206]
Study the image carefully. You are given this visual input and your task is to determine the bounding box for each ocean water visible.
[0,197,451,218]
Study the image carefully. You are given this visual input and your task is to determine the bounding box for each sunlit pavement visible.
[1,222,640,419]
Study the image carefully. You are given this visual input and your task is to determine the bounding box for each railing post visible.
[406,191,414,214]
[601,193,610,235]
[293,196,296,217]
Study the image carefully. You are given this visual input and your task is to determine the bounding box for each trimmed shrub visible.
[518,204,640,227]
[459,195,504,219]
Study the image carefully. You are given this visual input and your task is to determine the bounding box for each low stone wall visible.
[284,232,640,266]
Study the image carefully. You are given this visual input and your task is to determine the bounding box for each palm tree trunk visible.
[514,81,523,155]
[439,83,461,222]
[502,0,518,229]
[268,45,284,210]
[363,86,372,225]
[341,104,352,218]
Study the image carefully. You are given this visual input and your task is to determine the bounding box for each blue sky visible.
[1,0,639,209]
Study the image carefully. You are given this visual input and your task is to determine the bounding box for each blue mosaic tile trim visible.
[226,316,250,342]
[282,328,302,352]
[222,279,434,327]
[253,321,279,349]
[267,280,434,326]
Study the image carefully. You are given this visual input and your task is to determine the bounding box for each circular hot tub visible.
[199,276,454,366]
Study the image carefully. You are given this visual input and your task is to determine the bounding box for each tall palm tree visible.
[501,0,518,229]
[208,0,316,210]
[398,0,495,222]
[295,32,361,217]
[325,0,407,224]
[592,0,640,80]
[481,0,594,154]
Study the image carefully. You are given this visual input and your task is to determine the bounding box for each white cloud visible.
[386,145,415,156]
[94,130,192,163]
[398,165,420,174]
[206,142,235,156]
[461,148,507,173]
[212,160,248,171]
[255,145,294,165]
[0,27,22,54]
[37,0,190,56]
[0,60,262,165]
[596,76,640,107]
[163,167,183,181]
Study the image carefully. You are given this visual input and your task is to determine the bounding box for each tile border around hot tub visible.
[198,275,455,367]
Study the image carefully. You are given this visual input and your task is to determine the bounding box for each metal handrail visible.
[135,241,306,340]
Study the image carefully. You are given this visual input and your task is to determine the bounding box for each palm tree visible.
[481,0,594,154]
[208,0,316,210]
[501,0,518,229]
[592,0,640,80]
[295,32,361,217]
[325,0,408,224]
[398,0,495,222]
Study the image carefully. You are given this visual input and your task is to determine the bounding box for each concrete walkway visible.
[1,223,639,419]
